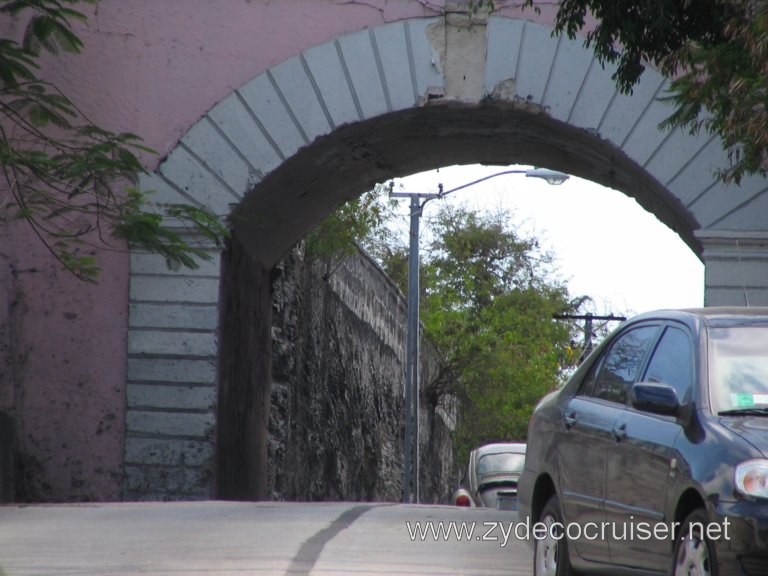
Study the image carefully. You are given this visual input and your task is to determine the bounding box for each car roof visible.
[472,443,526,457]
[628,307,768,328]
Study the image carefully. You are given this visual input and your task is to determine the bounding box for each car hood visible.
[719,416,768,456]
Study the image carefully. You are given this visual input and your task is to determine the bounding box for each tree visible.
[415,206,581,458]
[305,183,398,279]
[0,0,226,280]
[536,0,768,184]
[311,191,599,460]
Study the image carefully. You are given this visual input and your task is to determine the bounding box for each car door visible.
[605,324,691,571]
[557,324,659,564]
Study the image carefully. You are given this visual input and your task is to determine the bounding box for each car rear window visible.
[477,452,525,477]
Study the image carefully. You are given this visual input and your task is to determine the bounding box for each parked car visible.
[518,307,768,576]
[453,442,526,510]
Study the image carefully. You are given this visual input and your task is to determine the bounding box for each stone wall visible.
[269,246,457,503]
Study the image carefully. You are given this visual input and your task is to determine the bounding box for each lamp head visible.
[525,168,570,186]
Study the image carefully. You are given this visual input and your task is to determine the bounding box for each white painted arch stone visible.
[125,15,768,499]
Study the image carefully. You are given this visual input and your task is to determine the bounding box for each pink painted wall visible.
[3,0,570,501]
[63,0,568,162]
[2,221,128,501]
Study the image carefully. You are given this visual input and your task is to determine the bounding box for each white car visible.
[453,442,526,510]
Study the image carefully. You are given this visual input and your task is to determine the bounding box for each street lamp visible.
[390,167,570,504]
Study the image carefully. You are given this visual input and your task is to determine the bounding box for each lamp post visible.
[390,167,570,504]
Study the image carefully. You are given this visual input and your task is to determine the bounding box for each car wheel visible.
[672,509,718,576]
[534,495,576,576]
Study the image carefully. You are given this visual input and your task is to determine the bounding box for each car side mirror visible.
[631,382,680,416]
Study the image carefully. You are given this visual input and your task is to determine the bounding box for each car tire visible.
[534,495,576,576]
[672,509,718,576]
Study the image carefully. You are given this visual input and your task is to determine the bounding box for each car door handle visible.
[612,423,627,442]
[563,411,577,429]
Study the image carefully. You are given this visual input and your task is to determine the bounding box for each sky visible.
[392,164,705,319]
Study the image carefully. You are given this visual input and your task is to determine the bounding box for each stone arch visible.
[123,15,767,499]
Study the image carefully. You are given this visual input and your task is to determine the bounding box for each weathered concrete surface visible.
[433,9,491,102]
[0,501,532,576]
[0,223,128,502]
[123,248,221,501]
[0,412,14,502]
[232,102,700,268]
[267,244,456,503]
[215,237,273,502]
[697,231,768,306]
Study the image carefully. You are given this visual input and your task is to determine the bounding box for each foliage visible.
[415,206,580,458]
[305,183,398,280]
[660,0,768,183]
[310,188,598,461]
[545,0,727,92]
[0,0,227,280]
[377,242,409,293]
[466,0,495,14]
[532,0,768,183]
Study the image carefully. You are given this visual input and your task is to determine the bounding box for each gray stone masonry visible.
[269,245,456,503]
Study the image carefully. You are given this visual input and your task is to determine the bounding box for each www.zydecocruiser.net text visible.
[405,517,731,548]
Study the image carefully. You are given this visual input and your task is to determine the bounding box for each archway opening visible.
[394,163,704,315]
[215,102,701,501]
[230,103,700,268]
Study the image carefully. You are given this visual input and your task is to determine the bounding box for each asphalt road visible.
[0,501,533,576]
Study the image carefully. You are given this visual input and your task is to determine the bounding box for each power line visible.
[553,313,626,360]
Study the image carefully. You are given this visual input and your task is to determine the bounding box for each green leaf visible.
[0,0,228,280]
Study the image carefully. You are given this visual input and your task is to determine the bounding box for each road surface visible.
[0,501,534,575]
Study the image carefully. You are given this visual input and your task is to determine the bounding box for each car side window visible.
[642,326,692,403]
[577,354,604,397]
[592,326,658,404]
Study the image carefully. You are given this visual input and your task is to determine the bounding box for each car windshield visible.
[709,326,768,414]
[476,452,525,477]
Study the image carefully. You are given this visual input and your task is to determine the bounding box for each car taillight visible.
[455,494,471,507]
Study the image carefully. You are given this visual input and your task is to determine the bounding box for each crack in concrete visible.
[285,505,374,575]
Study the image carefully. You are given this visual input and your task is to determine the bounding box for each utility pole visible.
[553,313,626,360]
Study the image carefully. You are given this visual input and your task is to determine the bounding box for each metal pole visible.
[392,167,570,503]
[411,195,421,504]
[403,194,421,503]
